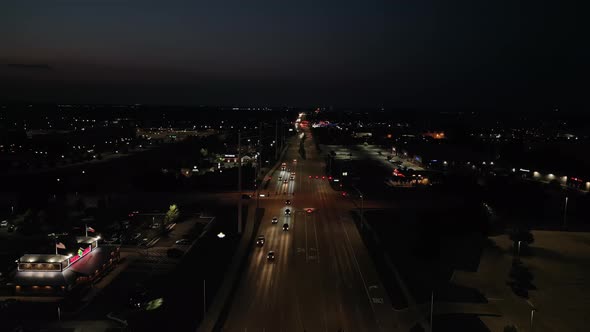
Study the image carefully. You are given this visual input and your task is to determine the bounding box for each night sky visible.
[1,1,585,109]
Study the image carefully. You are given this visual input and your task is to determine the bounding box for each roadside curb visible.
[197,145,288,332]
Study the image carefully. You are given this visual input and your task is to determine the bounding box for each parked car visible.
[267,251,275,261]
[0,220,8,227]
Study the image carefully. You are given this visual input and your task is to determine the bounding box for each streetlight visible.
[237,131,259,234]
[563,196,568,228]
[351,185,364,230]
[217,232,226,239]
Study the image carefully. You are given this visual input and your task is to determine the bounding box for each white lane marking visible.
[304,212,308,262]
[312,213,321,263]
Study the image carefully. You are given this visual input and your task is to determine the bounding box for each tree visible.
[200,148,208,157]
[509,226,535,246]
[163,204,180,225]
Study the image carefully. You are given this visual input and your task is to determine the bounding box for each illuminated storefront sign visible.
[68,245,92,266]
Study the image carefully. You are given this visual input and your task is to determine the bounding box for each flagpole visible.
[55,239,58,255]
[85,223,88,237]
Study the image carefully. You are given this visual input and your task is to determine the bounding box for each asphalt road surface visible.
[222,117,399,332]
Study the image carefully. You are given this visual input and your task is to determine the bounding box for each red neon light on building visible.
[68,245,92,266]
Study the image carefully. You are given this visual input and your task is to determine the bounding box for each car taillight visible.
[322,176,325,179]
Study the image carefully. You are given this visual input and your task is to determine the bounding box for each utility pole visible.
[203,279,207,318]
[563,196,568,228]
[237,131,242,234]
[275,119,279,160]
[352,186,364,231]
[430,291,434,332]
[281,120,285,151]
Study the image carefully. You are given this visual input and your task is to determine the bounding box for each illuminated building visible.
[11,236,120,296]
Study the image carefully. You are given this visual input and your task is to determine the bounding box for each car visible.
[129,287,149,309]
[306,208,313,213]
[315,175,319,179]
[267,251,275,261]
[284,209,291,216]
[256,235,265,246]
[0,220,8,227]
[278,176,282,180]
[285,200,291,205]
[272,216,278,224]
[150,223,161,229]
[175,239,191,245]
[283,179,288,183]
[282,223,290,231]
[290,176,294,180]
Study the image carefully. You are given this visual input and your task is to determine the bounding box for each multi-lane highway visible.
[222,117,399,332]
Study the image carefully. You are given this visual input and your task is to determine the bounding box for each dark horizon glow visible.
[0,0,585,109]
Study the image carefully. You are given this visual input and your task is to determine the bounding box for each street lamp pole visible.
[430,291,434,332]
[563,196,568,228]
[238,131,242,234]
[237,131,260,234]
[530,308,536,332]
[275,119,279,160]
[256,152,260,210]
[203,279,207,318]
[352,186,364,230]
